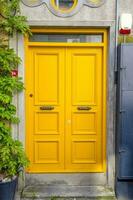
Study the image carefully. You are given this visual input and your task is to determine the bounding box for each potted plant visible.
[0,134,29,200]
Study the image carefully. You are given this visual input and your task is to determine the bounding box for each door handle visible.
[40,106,54,110]
[77,106,92,111]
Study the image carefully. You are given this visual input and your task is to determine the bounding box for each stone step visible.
[21,185,116,200]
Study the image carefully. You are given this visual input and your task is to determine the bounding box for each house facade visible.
[9,0,133,198]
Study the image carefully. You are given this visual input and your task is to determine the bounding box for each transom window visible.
[29,33,103,43]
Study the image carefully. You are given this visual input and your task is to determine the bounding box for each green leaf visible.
[0,0,30,178]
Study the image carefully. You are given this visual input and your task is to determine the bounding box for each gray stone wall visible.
[20,0,133,32]
[20,0,116,22]
[119,0,133,16]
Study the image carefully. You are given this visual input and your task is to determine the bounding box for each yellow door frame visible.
[25,28,107,172]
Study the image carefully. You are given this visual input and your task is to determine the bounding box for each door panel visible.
[35,53,60,105]
[72,140,96,163]
[35,111,60,135]
[72,112,96,134]
[72,54,96,105]
[26,46,105,172]
[26,47,65,172]
[66,48,103,171]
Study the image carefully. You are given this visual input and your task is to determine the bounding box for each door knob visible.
[77,106,92,111]
[29,94,33,97]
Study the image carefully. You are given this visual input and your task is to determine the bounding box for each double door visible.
[26,46,105,172]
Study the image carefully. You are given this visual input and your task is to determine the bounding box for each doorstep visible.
[20,185,116,200]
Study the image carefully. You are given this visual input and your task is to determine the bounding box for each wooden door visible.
[26,46,105,172]
[65,47,103,172]
[26,47,65,172]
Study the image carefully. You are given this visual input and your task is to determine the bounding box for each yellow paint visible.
[25,28,107,173]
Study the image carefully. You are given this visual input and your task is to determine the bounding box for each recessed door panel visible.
[72,54,96,105]
[35,112,60,135]
[35,140,59,163]
[72,140,96,163]
[72,112,96,134]
[35,53,59,105]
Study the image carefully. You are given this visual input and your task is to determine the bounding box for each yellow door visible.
[26,46,105,173]
[65,47,103,172]
[26,47,65,172]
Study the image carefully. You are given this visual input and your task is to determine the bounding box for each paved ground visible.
[15,185,116,200]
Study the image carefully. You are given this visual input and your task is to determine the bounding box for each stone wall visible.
[20,0,115,23]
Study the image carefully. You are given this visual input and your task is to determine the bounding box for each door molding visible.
[25,28,107,173]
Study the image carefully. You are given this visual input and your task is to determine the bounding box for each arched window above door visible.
[21,0,106,17]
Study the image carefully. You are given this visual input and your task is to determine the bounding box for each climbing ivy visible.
[0,0,30,35]
[0,0,29,179]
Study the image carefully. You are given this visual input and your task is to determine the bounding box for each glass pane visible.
[29,34,103,43]
[53,0,75,11]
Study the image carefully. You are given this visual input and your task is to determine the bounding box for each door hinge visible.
[120,65,127,70]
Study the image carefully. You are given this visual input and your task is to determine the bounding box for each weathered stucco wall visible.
[119,0,133,17]
[20,0,133,27]
[20,0,116,22]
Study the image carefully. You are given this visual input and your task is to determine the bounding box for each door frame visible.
[25,28,107,173]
